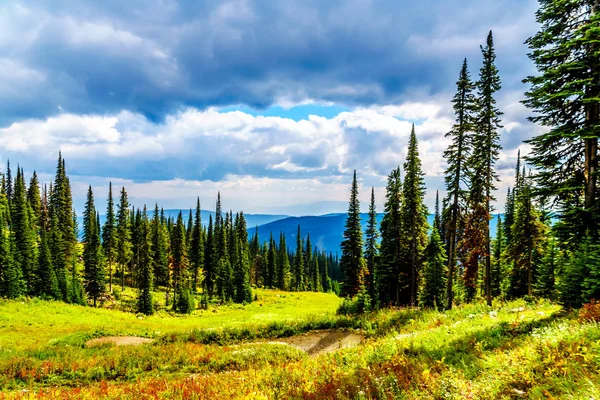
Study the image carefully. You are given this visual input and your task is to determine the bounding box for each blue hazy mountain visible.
[252,213,500,254]
[82,210,500,254]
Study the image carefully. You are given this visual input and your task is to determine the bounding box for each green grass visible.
[0,289,342,351]
[0,292,598,399]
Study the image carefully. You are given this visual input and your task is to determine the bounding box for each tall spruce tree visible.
[400,126,428,306]
[293,225,304,291]
[137,205,155,315]
[0,197,23,298]
[419,225,447,309]
[171,211,188,310]
[476,30,503,305]
[506,174,546,297]
[523,0,600,240]
[151,204,169,287]
[340,170,364,297]
[116,187,132,291]
[233,212,252,303]
[364,187,379,300]
[37,228,59,299]
[12,168,37,293]
[443,59,476,309]
[27,171,41,228]
[83,186,105,306]
[491,215,505,297]
[277,232,290,290]
[204,215,216,296]
[102,182,117,292]
[376,167,402,305]
[190,198,204,293]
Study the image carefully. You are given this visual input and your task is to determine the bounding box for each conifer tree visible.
[233,212,252,303]
[171,211,188,310]
[364,187,379,299]
[83,186,105,306]
[559,234,600,307]
[376,167,402,305]
[400,127,429,306]
[473,30,503,306]
[12,168,37,293]
[304,233,313,290]
[277,232,291,290]
[151,204,169,287]
[523,0,600,239]
[490,215,505,297]
[340,170,364,297]
[102,183,117,292]
[266,233,276,288]
[116,187,132,291]
[293,225,304,291]
[37,228,59,299]
[190,198,204,293]
[506,175,546,297]
[419,226,447,309]
[443,59,476,309]
[536,236,557,299]
[320,250,331,292]
[50,153,76,265]
[5,160,12,210]
[0,199,23,298]
[204,215,216,296]
[27,171,41,228]
[137,205,155,315]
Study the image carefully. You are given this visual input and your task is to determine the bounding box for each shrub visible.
[578,299,600,322]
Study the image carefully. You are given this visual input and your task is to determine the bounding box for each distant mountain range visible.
[84,210,500,254]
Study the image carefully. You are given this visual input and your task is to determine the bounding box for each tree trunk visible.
[585,1,599,232]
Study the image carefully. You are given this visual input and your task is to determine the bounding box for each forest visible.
[0,0,599,398]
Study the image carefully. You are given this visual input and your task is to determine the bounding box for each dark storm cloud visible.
[0,0,539,126]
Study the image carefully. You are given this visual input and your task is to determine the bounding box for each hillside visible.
[253,213,501,253]
[1,293,597,398]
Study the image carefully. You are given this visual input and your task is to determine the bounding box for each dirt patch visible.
[272,330,363,356]
[86,336,154,347]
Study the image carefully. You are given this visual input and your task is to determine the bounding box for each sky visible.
[0,0,545,215]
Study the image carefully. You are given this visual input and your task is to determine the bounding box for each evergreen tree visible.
[171,212,189,310]
[304,233,313,290]
[5,160,13,210]
[277,232,291,290]
[102,182,117,292]
[473,30,503,306]
[233,212,252,303]
[443,59,476,310]
[82,186,105,306]
[37,228,59,299]
[364,187,379,300]
[340,170,364,297]
[151,204,169,287]
[506,175,546,297]
[266,233,276,288]
[523,0,600,239]
[27,171,41,228]
[137,205,155,315]
[0,198,24,298]
[419,226,447,309]
[559,234,600,307]
[400,127,429,306]
[12,168,37,293]
[50,153,76,267]
[536,236,558,299]
[376,167,402,305]
[116,187,132,291]
[204,215,216,296]
[190,198,204,293]
[490,215,505,297]
[293,225,304,291]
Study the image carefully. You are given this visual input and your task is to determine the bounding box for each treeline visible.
[340,15,600,312]
[0,155,337,315]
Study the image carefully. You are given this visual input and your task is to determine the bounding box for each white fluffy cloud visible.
[0,90,532,214]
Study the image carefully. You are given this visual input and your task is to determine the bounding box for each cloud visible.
[0,88,533,213]
[0,0,539,126]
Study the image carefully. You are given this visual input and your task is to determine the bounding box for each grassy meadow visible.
[0,291,598,399]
